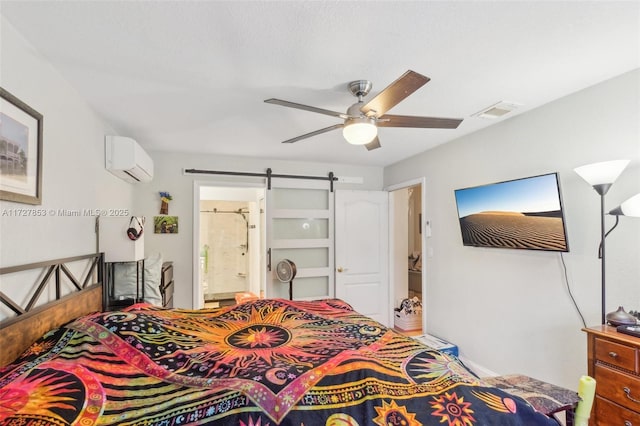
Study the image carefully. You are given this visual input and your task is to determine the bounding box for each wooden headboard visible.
[0,253,104,366]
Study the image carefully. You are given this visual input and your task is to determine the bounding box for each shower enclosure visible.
[200,200,251,303]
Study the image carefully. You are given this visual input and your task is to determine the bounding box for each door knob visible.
[337,267,348,273]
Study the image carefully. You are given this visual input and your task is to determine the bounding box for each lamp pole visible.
[594,183,611,325]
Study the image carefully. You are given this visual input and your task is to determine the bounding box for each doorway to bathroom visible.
[197,185,265,308]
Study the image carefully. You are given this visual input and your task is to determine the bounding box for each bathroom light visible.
[342,118,377,145]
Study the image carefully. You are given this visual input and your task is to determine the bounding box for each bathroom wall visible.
[199,200,251,299]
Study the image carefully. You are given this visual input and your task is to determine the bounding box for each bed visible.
[0,256,559,425]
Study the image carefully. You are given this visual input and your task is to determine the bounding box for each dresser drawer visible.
[595,364,640,413]
[595,337,637,372]
[595,396,640,426]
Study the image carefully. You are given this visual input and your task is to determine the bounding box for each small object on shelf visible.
[617,324,640,338]
[605,306,637,326]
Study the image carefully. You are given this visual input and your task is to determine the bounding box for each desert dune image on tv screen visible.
[454,174,568,251]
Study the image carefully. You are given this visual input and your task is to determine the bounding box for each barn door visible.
[265,178,334,300]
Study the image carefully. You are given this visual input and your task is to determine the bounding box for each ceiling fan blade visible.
[364,136,381,151]
[281,123,344,144]
[377,114,463,129]
[265,98,349,119]
[360,70,430,117]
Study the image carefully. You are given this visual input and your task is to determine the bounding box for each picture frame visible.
[154,216,178,234]
[0,88,43,205]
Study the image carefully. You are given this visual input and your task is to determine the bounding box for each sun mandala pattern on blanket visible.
[1,299,560,425]
[69,298,392,420]
[0,327,106,426]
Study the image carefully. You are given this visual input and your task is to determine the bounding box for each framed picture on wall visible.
[0,88,43,205]
[154,216,178,234]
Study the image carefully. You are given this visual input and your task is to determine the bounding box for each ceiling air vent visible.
[473,101,521,120]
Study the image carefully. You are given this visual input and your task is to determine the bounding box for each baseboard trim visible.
[458,356,499,378]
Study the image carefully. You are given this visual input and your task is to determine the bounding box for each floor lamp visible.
[605,192,640,325]
[574,159,629,325]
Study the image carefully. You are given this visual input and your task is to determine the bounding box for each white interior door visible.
[335,190,389,326]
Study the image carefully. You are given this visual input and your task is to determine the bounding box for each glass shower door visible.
[200,200,251,304]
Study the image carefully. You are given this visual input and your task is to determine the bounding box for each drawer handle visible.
[608,351,619,358]
[624,387,640,404]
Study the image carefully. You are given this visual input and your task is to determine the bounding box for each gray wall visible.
[0,18,132,268]
[384,69,640,389]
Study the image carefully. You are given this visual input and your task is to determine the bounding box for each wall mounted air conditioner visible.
[105,135,154,183]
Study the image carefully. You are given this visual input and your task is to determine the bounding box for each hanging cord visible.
[560,252,587,328]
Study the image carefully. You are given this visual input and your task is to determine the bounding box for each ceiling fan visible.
[264,70,463,151]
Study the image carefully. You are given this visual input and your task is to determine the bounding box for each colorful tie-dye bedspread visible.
[0,298,558,425]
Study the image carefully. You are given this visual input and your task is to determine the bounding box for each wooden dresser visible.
[583,325,640,425]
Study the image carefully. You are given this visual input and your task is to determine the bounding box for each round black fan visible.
[275,259,297,300]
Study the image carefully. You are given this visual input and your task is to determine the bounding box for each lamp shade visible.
[574,159,630,186]
[342,118,377,145]
[609,193,640,217]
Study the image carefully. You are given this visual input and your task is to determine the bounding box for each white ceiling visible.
[2,1,638,167]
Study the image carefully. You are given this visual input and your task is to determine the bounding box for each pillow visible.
[143,253,163,306]
[111,253,163,306]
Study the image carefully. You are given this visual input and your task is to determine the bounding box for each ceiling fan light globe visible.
[343,120,377,145]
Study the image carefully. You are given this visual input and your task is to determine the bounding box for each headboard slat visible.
[0,253,104,366]
[0,284,103,366]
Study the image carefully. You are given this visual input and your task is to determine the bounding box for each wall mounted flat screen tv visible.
[454,173,569,252]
